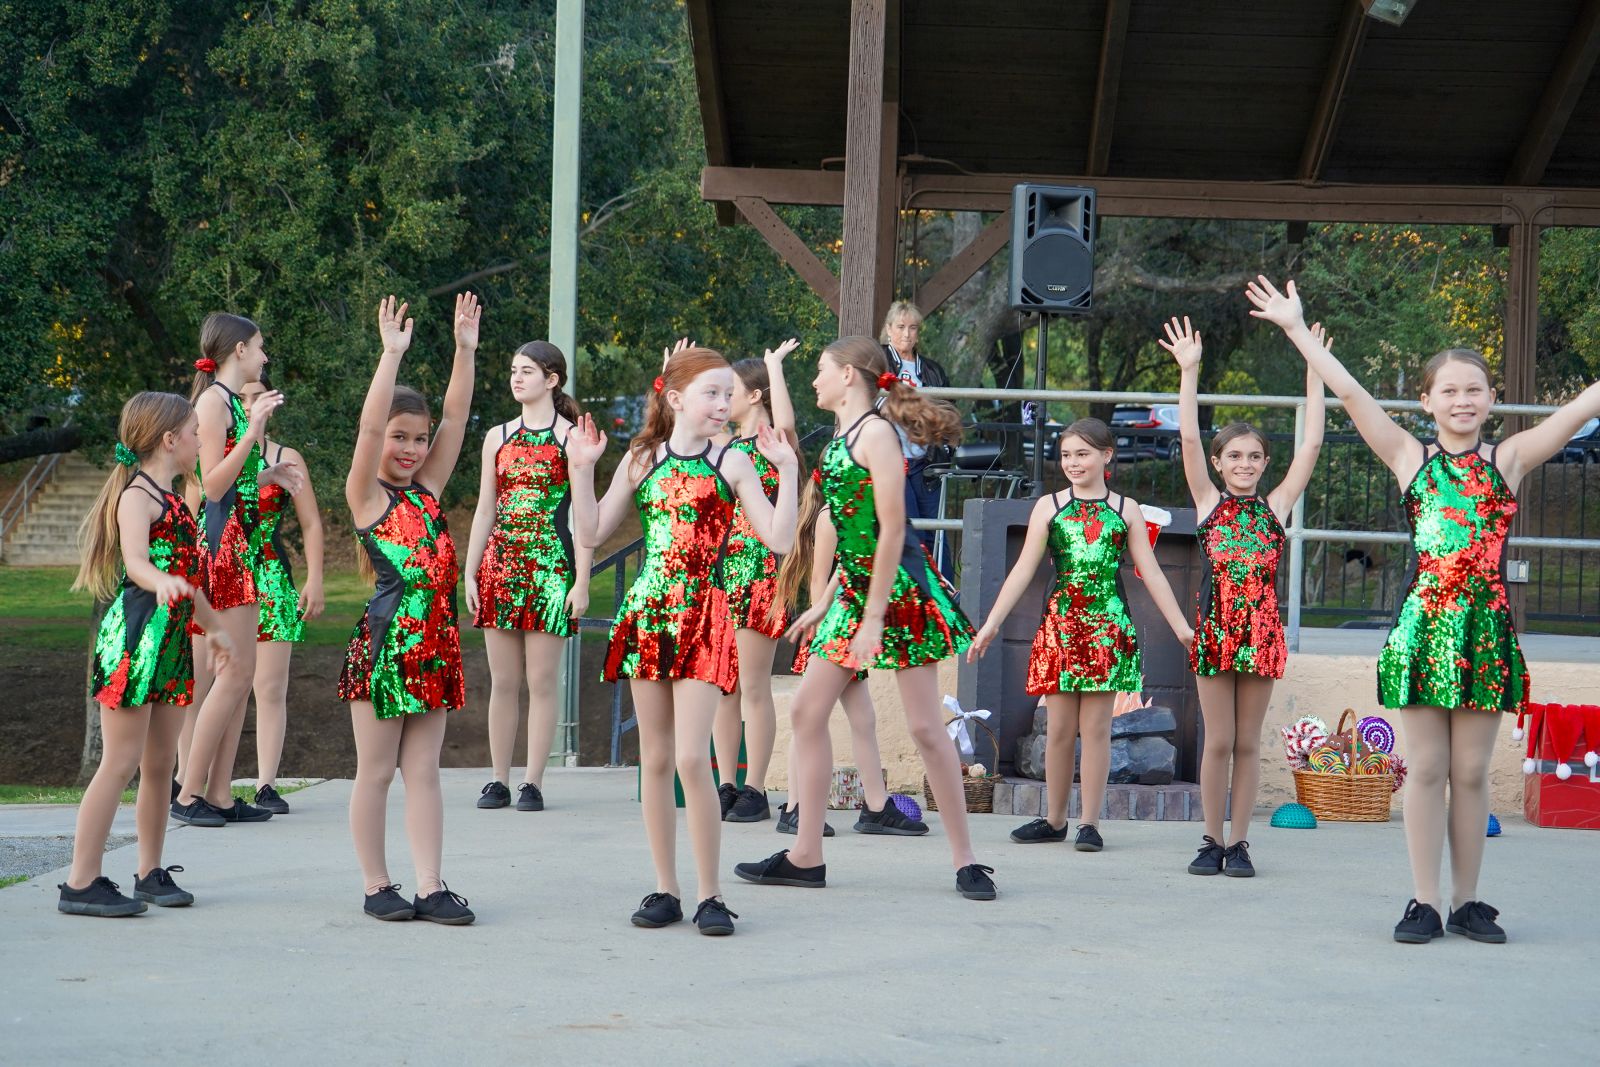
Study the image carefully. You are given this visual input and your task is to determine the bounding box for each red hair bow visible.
[876,371,899,391]
[194,357,218,374]
[652,375,665,393]
[810,468,822,485]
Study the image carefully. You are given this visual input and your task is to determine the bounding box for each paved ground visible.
[0,768,1592,1065]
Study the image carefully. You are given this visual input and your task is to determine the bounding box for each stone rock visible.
[1108,736,1176,785]
[1014,710,1178,784]
[1110,706,1177,740]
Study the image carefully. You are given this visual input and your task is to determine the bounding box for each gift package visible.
[1519,702,1600,831]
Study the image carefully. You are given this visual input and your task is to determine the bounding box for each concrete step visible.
[2,547,81,566]
[991,776,1212,822]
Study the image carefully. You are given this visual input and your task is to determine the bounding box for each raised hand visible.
[378,295,414,355]
[259,459,304,496]
[662,337,693,371]
[763,337,800,364]
[564,412,608,469]
[1244,276,1306,331]
[453,291,482,351]
[1309,322,1332,351]
[1156,316,1202,370]
[247,389,285,436]
[754,422,796,469]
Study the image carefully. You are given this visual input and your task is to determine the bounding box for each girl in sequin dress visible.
[1160,316,1325,877]
[62,393,235,917]
[970,419,1193,856]
[175,314,301,828]
[732,337,993,901]
[339,293,479,926]
[567,345,798,936]
[239,378,326,817]
[1249,275,1600,945]
[464,341,591,814]
[712,338,802,825]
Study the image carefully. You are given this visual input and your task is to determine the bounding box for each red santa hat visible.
[1546,704,1585,781]
[1584,704,1600,771]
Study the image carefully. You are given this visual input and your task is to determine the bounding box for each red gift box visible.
[1521,702,1600,831]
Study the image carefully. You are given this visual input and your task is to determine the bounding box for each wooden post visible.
[841,0,887,337]
[874,3,901,327]
[1504,218,1541,628]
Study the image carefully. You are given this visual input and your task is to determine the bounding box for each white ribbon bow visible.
[943,695,992,760]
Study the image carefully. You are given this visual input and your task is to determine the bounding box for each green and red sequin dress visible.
[255,442,305,643]
[1026,491,1142,694]
[92,473,205,709]
[1377,441,1528,714]
[1189,492,1286,678]
[809,414,972,671]
[338,481,465,719]
[603,444,739,692]
[198,382,266,610]
[473,419,576,635]
[723,436,788,638]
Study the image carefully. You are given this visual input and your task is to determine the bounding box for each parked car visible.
[1110,404,1182,462]
[1547,416,1600,464]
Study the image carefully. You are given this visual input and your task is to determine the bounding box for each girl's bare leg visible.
[179,604,256,807]
[1076,692,1115,828]
[252,641,292,789]
[1227,675,1275,844]
[734,630,778,789]
[1196,673,1239,842]
[785,662,851,868]
[137,703,185,877]
[521,632,565,788]
[898,663,977,868]
[672,679,725,902]
[1444,710,1502,908]
[1398,706,1450,909]
[348,704,404,894]
[483,629,524,788]
[631,680,679,896]
[66,705,150,888]
[1043,694,1080,828]
[839,680,889,810]
[397,710,450,896]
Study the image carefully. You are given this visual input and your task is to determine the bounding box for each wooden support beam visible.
[1506,0,1600,186]
[873,1,901,325]
[915,210,1013,314]
[1299,1,1369,181]
[1504,221,1541,431]
[733,196,841,314]
[1085,0,1131,177]
[840,0,888,337]
[685,1,735,226]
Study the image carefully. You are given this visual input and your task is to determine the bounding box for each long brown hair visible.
[774,475,825,616]
[190,312,259,403]
[515,341,580,422]
[731,358,772,427]
[628,346,731,470]
[74,392,193,601]
[825,336,961,446]
[1420,348,1492,394]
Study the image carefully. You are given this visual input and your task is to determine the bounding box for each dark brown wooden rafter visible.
[1085,0,1131,177]
[1298,0,1369,182]
[685,0,736,226]
[914,210,1013,314]
[732,196,841,314]
[1506,0,1600,186]
[875,0,902,320]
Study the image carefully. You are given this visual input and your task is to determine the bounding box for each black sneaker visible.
[133,865,194,907]
[1074,824,1104,852]
[1223,840,1255,878]
[718,782,739,820]
[413,884,475,925]
[363,884,415,921]
[733,850,826,888]
[1010,817,1070,844]
[57,877,147,917]
[956,864,998,900]
[516,782,544,812]
[170,796,227,828]
[1446,900,1506,944]
[477,781,510,809]
[631,891,684,928]
[1393,899,1444,944]
[775,803,834,837]
[1188,835,1225,875]
[254,784,290,815]
[727,785,771,823]
[219,797,273,822]
[693,896,738,936]
[854,801,930,836]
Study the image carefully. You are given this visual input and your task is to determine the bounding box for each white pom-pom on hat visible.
[1512,726,1524,741]
[1522,757,1537,775]
[1556,762,1573,781]
[1586,750,1599,769]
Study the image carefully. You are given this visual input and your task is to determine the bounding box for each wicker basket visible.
[924,714,1000,814]
[1292,709,1395,822]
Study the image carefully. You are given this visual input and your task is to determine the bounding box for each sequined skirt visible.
[337,604,465,719]
[1189,593,1285,679]
[810,547,972,672]
[1377,578,1527,714]
[1027,597,1142,695]
[604,577,738,693]
[92,588,196,709]
[255,551,304,643]
[204,512,261,611]
[473,528,575,636]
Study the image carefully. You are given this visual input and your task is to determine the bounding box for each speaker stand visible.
[1030,312,1053,491]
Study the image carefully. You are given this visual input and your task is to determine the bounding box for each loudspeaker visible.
[1008,184,1095,313]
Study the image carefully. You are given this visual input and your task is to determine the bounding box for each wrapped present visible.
[829,764,886,810]
[1522,702,1600,831]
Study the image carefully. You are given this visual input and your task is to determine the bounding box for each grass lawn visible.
[0,782,307,806]
[0,874,27,889]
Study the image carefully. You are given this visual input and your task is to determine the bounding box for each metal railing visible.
[0,452,64,550]
[917,386,1600,650]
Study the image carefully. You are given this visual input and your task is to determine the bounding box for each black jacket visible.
[883,344,949,389]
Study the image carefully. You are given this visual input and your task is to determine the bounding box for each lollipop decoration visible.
[1281,717,1330,762]
[1355,750,1393,776]
[1356,715,1396,754]
[1308,746,1345,774]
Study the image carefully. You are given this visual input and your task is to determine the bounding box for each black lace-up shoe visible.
[1223,840,1255,878]
[733,850,826,888]
[1393,899,1444,944]
[1446,900,1506,943]
[219,797,273,822]
[413,884,475,925]
[1188,836,1225,875]
[1074,824,1104,852]
[631,892,683,928]
[956,864,998,900]
[363,884,415,921]
[254,784,290,815]
[718,782,739,820]
[727,785,771,823]
[516,782,544,811]
[1010,818,1070,844]
[170,796,226,827]
[133,865,194,907]
[476,781,510,809]
[775,803,834,837]
[854,801,930,836]
[693,896,738,936]
[57,877,146,917]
